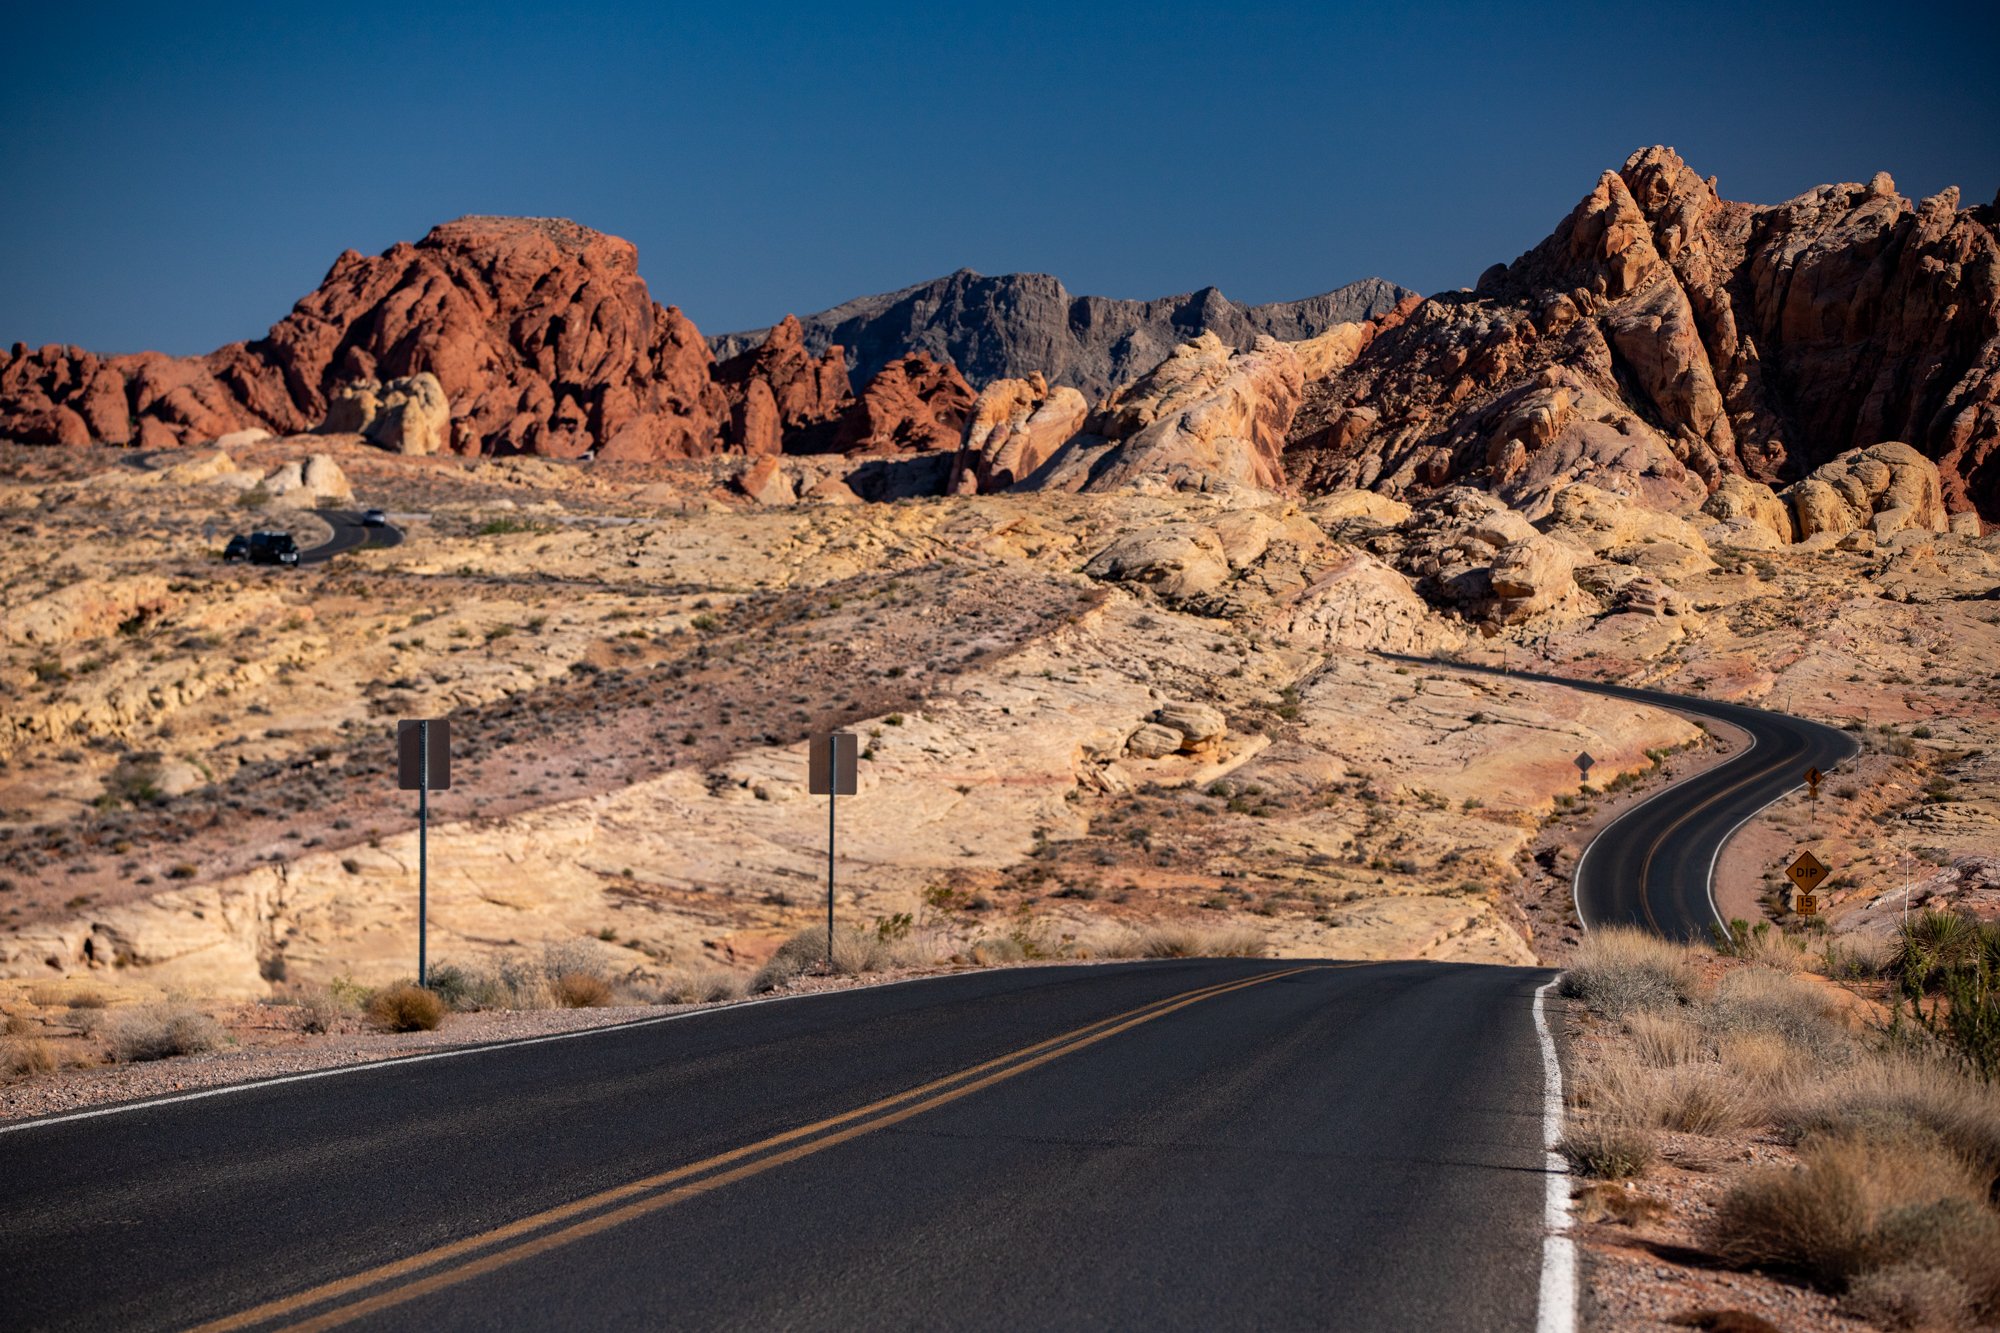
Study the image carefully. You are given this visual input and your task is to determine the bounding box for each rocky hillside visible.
[1288,148,2000,520]
[710,270,1413,398]
[0,219,955,464]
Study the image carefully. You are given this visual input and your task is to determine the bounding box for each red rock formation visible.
[832,354,976,454]
[712,315,851,447]
[3,217,735,460]
[1289,149,2000,519]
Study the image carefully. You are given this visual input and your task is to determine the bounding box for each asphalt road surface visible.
[298,511,403,565]
[1386,655,1861,940]
[0,960,1562,1332]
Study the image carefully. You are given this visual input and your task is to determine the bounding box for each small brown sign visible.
[809,732,859,796]
[1784,850,1829,895]
[397,719,451,791]
[1794,891,1820,917]
[1574,752,1596,775]
[1805,766,1824,789]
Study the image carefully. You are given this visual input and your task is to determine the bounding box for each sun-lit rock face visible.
[1288,147,2000,522]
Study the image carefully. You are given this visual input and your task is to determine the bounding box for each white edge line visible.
[1701,732,1861,932]
[0,967,984,1137]
[1569,713,1760,934]
[1534,976,1577,1333]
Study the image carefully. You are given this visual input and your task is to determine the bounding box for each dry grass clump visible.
[108,1002,225,1062]
[1559,927,1700,1017]
[294,985,352,1035]
[1557,1115,1658,1180]
[1701,967,1853,1064]
[1572,1045,1756,1137]
[1780,1055,2000,1194]
[1,1036,57,1078]
[751,925,936,992]
[365,982,444,1032]
[1095,924,1270,959]
[1626,1011,1704,1067]
[551,972,612,1008]
[1709,1127,2000,1317]
[650,967,745,1006]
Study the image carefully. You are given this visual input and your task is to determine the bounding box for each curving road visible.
[298,510,403,565]
[1389,656,1859,940]
[0,960,1566,1331]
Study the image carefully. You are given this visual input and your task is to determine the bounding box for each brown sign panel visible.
[1794,891,1820,916]
[809,732,858,796]
[1784,850,1829,894]
[397,719,452,791]
[1574,752,1596,774]
[1805,766,1824,788]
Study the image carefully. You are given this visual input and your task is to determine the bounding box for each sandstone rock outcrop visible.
[1032,333,1307,494]
[1784,441,1949,540]
[951,374,1090,493]
[1389,489,1591,626]
[710,270,1414,398]
[1702,474,1794,546]
[321,372,450,454]
[831,354,976,454]
[1288,148,2000,521]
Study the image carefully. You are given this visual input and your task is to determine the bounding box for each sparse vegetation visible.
[1557,927,1699,1017]
[365,982,445,1032]
[108,1002,225,1062]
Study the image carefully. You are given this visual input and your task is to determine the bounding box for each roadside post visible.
[1784,850,1828,922]
[397,719,452,986]
[808,732,859,970]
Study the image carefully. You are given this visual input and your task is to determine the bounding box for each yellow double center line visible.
[193,965,1320,1332]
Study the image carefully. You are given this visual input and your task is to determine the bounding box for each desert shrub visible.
[65,991,108,1010]
[1701,967,1853,1064]
[295,985,350,1034]
[1709,1127,1992,1295]
[0,1036,57,1078]
[365,982,444,1032]
[651,967,744,1005]
[1559,927,1700,1017]
[1844,1262,1978,1330]
[1095,924,1270,959]
[969,934,1028,965]
[421,964,488,1011]
[1654,1067,1757,1135]
[551,972,612,1008]
[1781,1055,2000,1193]
[108,1002,225,1061]
[541,938,608,983]
[1557,1116,1658,1180]
[750,925,933,992]
[1896,909,1988,991]
[1625,1012,1705,1067]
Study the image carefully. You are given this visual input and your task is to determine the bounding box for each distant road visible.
[0,960,1564,1331]
[298,510,403,565]
[1391,656,1860,939]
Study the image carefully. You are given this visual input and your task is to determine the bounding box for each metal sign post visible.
[397,719,452,987]
[808,732,859,970]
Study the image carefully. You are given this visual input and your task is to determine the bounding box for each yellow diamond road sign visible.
[1805,766,1824,788]
[1785,850,1829,894]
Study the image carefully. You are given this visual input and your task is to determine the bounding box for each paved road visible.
[1387,655,1860,940]
[298,511,403,565]
[0,960,1561,1331]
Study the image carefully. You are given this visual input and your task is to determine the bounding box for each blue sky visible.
[3,1,1995,355]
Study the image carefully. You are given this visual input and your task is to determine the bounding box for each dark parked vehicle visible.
[224,531,301,567]
[361,508,388,527]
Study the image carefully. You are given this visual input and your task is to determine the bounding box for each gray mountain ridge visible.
[711,269,1414,401]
